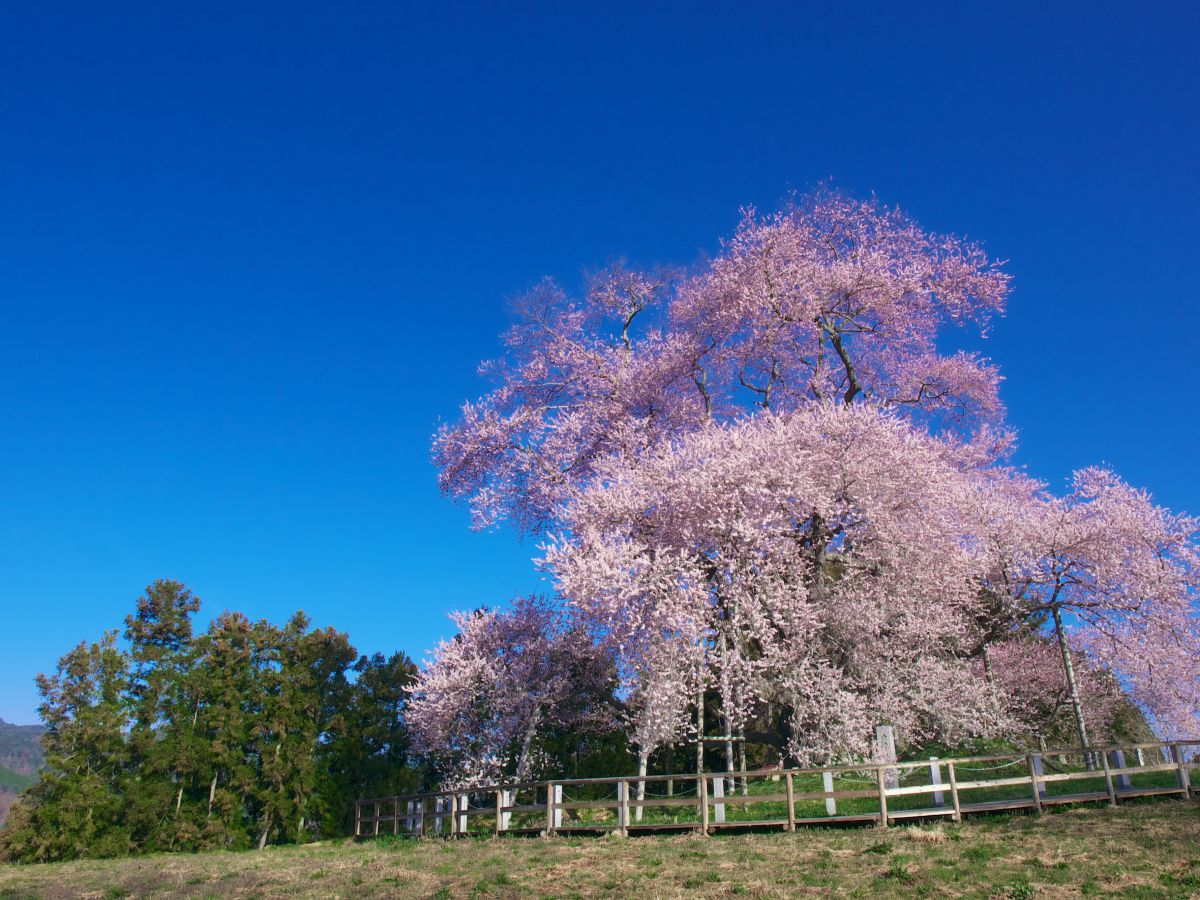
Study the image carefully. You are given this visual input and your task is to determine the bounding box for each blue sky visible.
[2,2,1197,723]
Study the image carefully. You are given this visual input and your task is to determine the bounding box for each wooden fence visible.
[355,740,1198,839]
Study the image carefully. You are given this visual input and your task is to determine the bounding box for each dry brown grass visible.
[2,799,1199,898]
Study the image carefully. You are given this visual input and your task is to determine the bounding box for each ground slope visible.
[2,801,1198,898]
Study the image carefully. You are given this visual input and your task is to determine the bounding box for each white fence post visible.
[929,757,944,807]
[823,770,836,815]
[712,774,725,823]
[616,781,629,834]
[875,725,899,790]
[456,794,469,834]
[552,784,563,829]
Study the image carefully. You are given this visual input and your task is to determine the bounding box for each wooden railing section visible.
[355,740,1198,838]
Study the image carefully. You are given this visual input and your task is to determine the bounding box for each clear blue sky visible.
[2,2,1197,724]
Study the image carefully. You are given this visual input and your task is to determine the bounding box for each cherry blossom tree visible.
[983,637,1126,747]
[544,404,1012,764]
[407,596,615,787]
[429,188,1200,775]
[990,470,1200,745]
[434,190,1010,532]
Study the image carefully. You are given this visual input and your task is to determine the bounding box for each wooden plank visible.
[1026,754,1042,814]
[947,761,962,823]
[1104,763,1179,777]
[1039,791,1109,806]
[571,796,699,810]
[1115,786,1187,798]
[876,766,889,828]
[1037,771,1112,785]
[1173,743,1193,797]
[959,798,1038,813]
[886,783,954,798]
[555,799,622,811]
[1099,753,1118,807]
[948,775,1034,791]
[707,818,790,829]
[793,788,878,802]
[618,781,629,836]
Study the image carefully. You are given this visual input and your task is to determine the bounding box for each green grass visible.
[2,799,1198,897]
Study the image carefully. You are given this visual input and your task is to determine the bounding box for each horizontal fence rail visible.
[354,740,1199,839]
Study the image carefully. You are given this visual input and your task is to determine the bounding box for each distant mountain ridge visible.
[0,718,44,777]
[0,719,43,827]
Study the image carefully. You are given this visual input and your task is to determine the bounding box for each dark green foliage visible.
[0,580,421,863]
[1,632,134,861]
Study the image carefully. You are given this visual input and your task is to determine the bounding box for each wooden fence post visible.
[392,799,399,835]
[785,772,796,831]
[1173,744,1192,796]
[545,783,556,836]
[1100,752,1118,807]
[355,800,362,837]
[699,774,709,834]
[495,790,503,834]
[618,781,629,836]
[876,766,889,828]
[1031,753,1047,800]
[1111,749,1131,791]
[823,770,836,816]
[947,761,962,823]
[373,800,381,836]
[1025,754,1043,814]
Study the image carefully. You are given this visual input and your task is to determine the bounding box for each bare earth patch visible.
[2,800,1199,898]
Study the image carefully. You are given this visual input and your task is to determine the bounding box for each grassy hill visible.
[1,800,1197,898]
